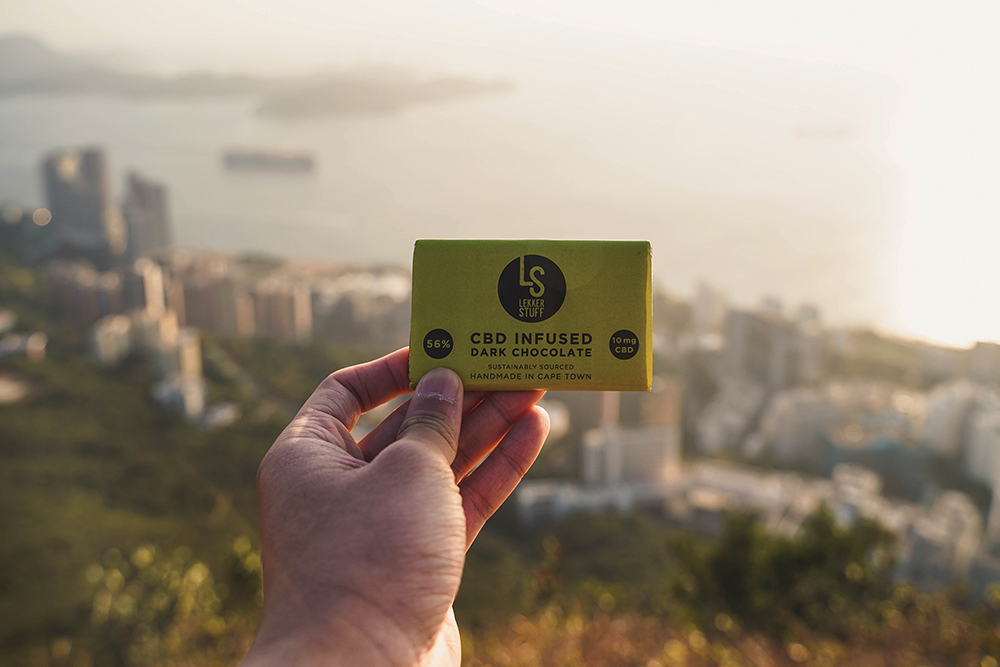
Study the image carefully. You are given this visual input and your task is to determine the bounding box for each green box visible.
[409,239,652,391]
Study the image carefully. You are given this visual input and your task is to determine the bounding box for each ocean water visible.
[0,74,899,326]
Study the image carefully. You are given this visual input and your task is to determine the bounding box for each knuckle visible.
[309,385,356,421]
[451,448,472,474]
[490,392,526,424]
[495,444,532,478]
[464,483,494,520]
[329,366,370,405]
[318,370,341,391]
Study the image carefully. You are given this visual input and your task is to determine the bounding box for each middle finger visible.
[450,390,546,479]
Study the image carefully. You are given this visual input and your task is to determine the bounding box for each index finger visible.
[295,347,411,431]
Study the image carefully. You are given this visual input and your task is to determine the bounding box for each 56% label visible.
[424,329,454,359]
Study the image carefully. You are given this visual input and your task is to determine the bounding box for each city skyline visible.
[2,2,1000,349]
[0,141,978,353]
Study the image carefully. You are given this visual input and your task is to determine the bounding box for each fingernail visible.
[415,368,462,405]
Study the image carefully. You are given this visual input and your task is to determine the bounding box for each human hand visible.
[241,348,549,667]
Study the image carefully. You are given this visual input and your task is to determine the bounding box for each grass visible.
[0,351,270,657]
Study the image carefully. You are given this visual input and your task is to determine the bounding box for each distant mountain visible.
[0,34,512,118]
[257,76,513,119]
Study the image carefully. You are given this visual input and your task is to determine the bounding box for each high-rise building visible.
[796,304,821,326]
[131,309,179,352]
[95,271,124,319]
[924,380,977,458]
[123,172,171,258]
[696,377,768,455]
[642,377,683,428]
[182,279,218,330]
[149,326,205,420]
[91,314,132,365]
[968,341,1000,385]
[253,280,313,343]
[922,345,962,385]
[582,426,681,486]
[215,278,255,338]
[965,404,1000,488]
[151,324,200,380]
[43,148,127,255]
[985,476,1000,551]
[723,309,801,391]
[692,281,727,335]
[164,275,186,327]
[759,295,784,319]
[175,327,202,380]
[582,387,682,486]
[153,375,205,420]
[755,388,844,464]
[47,262,101,325]
[123,258,166,316]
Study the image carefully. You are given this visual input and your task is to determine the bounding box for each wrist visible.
[242,593,420,667]
[243,621,404,667]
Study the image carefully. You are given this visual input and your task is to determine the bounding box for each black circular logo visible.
[497,254,566,323]
[609,329,639,360]
[423,329,453,359]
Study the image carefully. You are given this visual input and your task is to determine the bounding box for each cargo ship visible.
[222,149,315,173]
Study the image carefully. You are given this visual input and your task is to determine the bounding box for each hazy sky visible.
[3,0,999,347]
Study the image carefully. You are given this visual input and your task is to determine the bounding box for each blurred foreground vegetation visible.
[2,255,1000,666]
[11,505,1000,666]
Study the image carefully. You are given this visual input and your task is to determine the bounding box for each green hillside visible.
[2,254,999,666]
[0,353,273,657]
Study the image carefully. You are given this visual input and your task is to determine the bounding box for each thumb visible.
[396,368,464,464]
